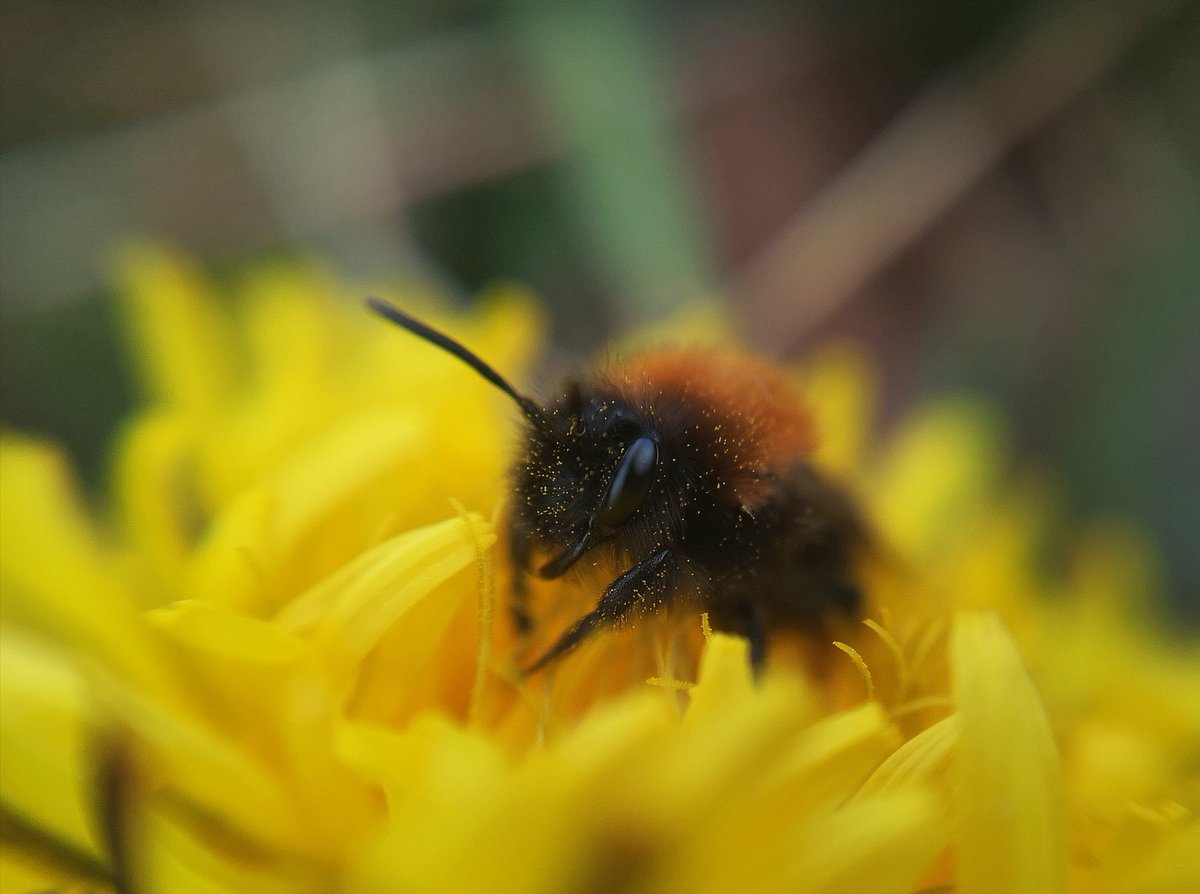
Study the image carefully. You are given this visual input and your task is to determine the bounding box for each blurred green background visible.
[2,0,1197,623]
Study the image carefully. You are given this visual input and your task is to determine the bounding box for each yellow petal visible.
[0,436,180,705]
[115,244,237,413]
[133,802,330,894]
[754,702,900,819]
[870,400,1003,561]
[945,479,1050,615]
[346,716,556,894]
[238,262,341,400]
[338,712,507,808]
[0,631,102,861]
[260,411,423,548]
[465,282,547,379]
[277,514,490,686]
[668,702,906,894]
[667,786,943,894]
[857,712,960,800]
[185,488,276,616]
[147,600,378,857]
[110,411,203,602]
[785,789,945,894]
[953,612,1068,894]
[0,843,111,894]
[683,633,758,724]
[550,692,675,782]
[236,410,427,607]
[801,340,877,477]
[93,675,310,856]
[1122,820,1200,894]
[673,634,814,780]
[147,600,306,665]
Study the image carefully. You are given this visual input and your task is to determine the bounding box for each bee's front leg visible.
[507,515,535,635]
[523,547,675,675]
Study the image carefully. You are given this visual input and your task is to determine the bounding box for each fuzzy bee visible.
[368,298,865,674]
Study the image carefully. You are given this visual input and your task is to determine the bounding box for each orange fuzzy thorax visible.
[600,348,817,511]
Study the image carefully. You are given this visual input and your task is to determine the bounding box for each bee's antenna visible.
[366,297,546,425]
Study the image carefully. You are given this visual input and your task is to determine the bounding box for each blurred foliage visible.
[1,0,1197,622]
[0,291,134,493]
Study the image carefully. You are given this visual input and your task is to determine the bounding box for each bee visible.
[368,298,866,674]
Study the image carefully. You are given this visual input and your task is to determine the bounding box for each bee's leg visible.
[508,518,535,635]
[523,548,675,675]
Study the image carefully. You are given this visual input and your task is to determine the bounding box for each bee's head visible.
[514,381,665,578]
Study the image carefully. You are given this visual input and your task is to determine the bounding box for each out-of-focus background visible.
[1,0,1197,623]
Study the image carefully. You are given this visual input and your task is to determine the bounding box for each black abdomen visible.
[698,463,866,637]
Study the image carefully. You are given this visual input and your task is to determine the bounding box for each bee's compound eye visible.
[596,436,658,533]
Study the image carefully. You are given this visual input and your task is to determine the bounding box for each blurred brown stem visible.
[734,0,1183,352]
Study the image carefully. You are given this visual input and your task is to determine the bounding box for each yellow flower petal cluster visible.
[1,246,1197,893]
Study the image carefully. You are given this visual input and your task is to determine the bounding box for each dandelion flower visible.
[1,247,1196,893]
